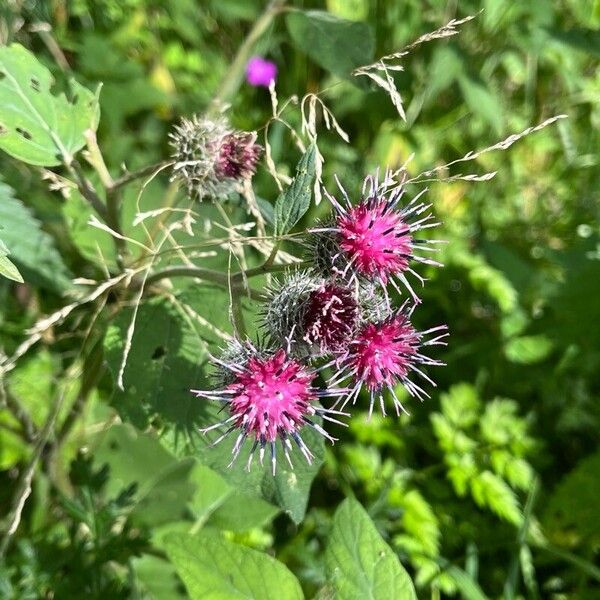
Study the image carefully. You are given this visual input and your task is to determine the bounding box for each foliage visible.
[0,0,598,599]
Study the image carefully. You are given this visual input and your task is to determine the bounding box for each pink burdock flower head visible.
[246,56,277,87]
[337,302,448,418]
[193,340,347,474]
[169,114,261,199]
[310,172,444,303]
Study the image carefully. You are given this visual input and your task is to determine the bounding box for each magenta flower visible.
[311,174,443,303]
[336,303,448,418]
[193,342,347,473]
[246,56,277,87]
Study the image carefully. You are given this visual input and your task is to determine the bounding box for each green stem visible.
[109,160,172,192]
[211,0,286,108]
[145,259,308,288]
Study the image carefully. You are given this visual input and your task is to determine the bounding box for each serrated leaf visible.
[274,144,316,236]
[0,178,72,292]
[286,10,374,79]
[0,43,100,166]
[470,471,522,526]
[163,532,304,600]
[326,498,416,599]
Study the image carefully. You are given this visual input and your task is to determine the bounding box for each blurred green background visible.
[0,0,599,598]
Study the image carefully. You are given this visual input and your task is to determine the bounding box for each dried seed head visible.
[169,115,261,199]
[262,271,390,357]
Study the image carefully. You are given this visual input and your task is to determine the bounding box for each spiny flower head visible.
[169,114,261,199]
[193,340,347,474]
[262,271,389,356]
[337,302,448,418]
[310,173,443,303]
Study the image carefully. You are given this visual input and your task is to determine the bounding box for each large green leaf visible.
[274,144,316,236]
[543,451,600,544]
[0,43,100,166]
[0,178,72,292]
[163,532,304,600]
[92,424,195,526]
[103,296,208,431]
[286,10,374,78]
[326,498,417,599]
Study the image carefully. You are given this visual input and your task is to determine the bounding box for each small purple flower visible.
[246,56,277,87]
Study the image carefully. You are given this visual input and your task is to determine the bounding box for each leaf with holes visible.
[274,144,316,236]
[0,178,72,292]
[0,43,100,166]
[326,498,417,599]
[163,532,304,600]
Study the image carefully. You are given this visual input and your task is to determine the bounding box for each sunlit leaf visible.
[326,498,416,599]
[0,43,100,166]
[164,532,304,600]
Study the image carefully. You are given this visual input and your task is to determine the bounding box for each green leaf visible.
[0,43,100,166]
[92,424,195,526]
[188,464,280,532]
[546,27,600,58]
[326,498,417,599]
[470,471,522,526]
[0,178,72,292]
[543,450,600,543]
[0,238,23,282]
[286,10,374,78]
[274,144,316,236]
[504,335,554,364]
[132,554,186,600]
[163,532,304,600]
[103,297,208,431]
[458,75,504,135]
[436,559,489,600]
